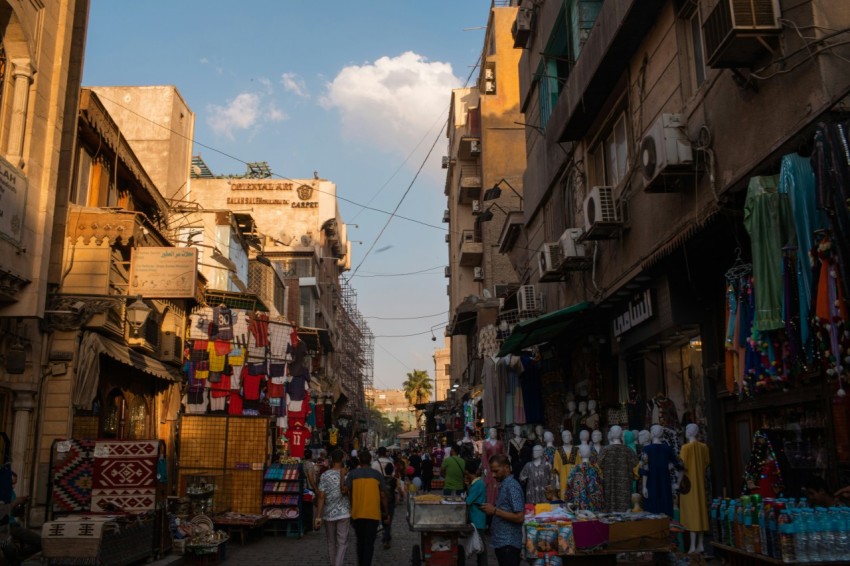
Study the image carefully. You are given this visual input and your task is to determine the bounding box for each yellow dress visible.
[679,440,710,532]
[554,446,582,499]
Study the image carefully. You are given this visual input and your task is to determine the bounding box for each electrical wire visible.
[350,265,444,278]
[365,310,448,321]
[373,324,447,338]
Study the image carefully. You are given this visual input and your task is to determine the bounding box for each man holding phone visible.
[479,454,524,566]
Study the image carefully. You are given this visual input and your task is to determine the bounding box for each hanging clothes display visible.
[598,443,638,513]
[481,357,504,427]
[639,442,683,518]
[520,460,553,505]
[566,454,604,512]
[554,445,581,500]
[519,355,544,424]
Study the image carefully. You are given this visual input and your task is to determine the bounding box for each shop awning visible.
[97,334,182,382]
[497,301,593,356]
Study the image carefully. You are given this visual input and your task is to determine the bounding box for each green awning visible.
[498,301,593,356]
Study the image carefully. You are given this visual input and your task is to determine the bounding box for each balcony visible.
[457,136,481,161]
[547,0,665,143]
[458,229,483,267]
[457,166,482,204]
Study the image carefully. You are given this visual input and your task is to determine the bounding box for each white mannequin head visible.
[578,401,587,414]
[579,430,590,444]
[532,444,544,461]
[608,425,623,444]
[488,427,497,441]
[638,429,651,446]
[686,423,699,441]
[535,424,544,437]
[588,400,597,413]
[591,430,602,445]
[567,400,576,413]
[579,443,591,460]
[562,430,573,446]
[543,431,554,446]
[650,424,663,441]
[513,425,522,439]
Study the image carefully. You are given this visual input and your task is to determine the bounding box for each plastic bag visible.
[461,524,484,556]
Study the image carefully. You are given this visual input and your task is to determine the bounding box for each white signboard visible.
[129,247,198,298]
[0,155,27,245]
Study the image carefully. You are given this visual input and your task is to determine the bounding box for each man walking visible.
[315,449,350,566]
[345,450,389,566]
[480,454,524,566]
[441,446,466,496]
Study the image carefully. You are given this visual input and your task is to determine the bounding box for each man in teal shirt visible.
[441,448,466,495]
[465,462,487,566]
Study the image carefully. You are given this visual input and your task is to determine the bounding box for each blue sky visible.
[83,1,492,390]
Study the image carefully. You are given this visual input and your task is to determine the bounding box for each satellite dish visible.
[278,232,294,246]
[482,289,492,299]
[300,234,312,246]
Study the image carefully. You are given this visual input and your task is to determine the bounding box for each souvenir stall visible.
[44,439,169,565]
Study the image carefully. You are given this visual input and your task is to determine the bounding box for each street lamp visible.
[478,202,508,223]
[482,179,523,209]
[125,296,152,337]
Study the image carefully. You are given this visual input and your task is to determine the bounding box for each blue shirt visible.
[491,474,524,549]
[466,477,487,530]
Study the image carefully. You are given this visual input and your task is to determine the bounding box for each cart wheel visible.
[411,544,421,566]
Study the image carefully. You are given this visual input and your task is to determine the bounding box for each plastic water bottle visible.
[839,509,850,558]
[826,512,840,562]
[743,504,755,553]
[808,508,823,562]
[710,499,719,542]
[766,503,778,558]
[757,501,766,555]
[779,510,796,563]
[793,509,809,562]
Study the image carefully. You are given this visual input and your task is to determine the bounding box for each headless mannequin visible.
[483,428,504,504]
[598,425,638,512]
[520,444,552,504]
[641,425,683,517]
[591,430,603,454]
[585,400,600,431]
[681,423,710,553]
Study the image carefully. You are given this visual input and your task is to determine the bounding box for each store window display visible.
[598,425,638,513]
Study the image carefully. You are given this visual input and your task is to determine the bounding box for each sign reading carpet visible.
[90,440,159,513]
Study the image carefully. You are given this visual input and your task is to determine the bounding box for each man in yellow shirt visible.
[344,451,389,566]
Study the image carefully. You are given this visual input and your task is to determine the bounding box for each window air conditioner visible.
[469,140,481,155]
[583,186,621,240]
[512,7,534,48]
[559,228,592,271]
[443,209,450,223]
[518,284,538,313]
[484,68,495,81]
[444,266,451,278]
[445,233,451,243]
[160,330,183,364]
[484,81,496,95]
[472,200,481,214]
[441,156,451,169]
[640,113,696,193]
[703,0,781,68]
[473,267,484,281]
[538,242,564,282]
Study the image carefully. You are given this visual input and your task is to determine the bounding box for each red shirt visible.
[286,424,309,458]
[287,390,310,427]
[243,374,264,400]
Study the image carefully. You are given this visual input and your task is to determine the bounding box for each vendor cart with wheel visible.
[407,494,471,566]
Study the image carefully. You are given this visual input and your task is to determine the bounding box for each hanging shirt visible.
[228,392,243,415]
[243,373,264,401]
[249,312,270,347]
[212,305,234,341]
[286,424,309,459]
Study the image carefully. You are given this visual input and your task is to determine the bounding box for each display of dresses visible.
[520,460,553,504]
[566,456,604,512]
[640,442,683,518]
[598,443,639,513]
[554,446,581,500]
[679,440,710,532]
[482,439,504,505]
[481,358,504,427]
[508,437,532,480]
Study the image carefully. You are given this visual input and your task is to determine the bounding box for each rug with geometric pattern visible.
[51,439,95,514]
[90,440,159,513]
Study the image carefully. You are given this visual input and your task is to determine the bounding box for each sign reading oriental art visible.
[225,181,319,208]
[612,289,654,338]
[129,247,198,298]
[0,155,27,245]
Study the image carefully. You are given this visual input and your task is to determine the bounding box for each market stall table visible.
[212,512,268,545]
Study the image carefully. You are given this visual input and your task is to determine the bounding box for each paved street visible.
[222,504,495,565]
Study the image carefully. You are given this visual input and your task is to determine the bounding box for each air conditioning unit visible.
[445,233,451,243]
[703,0,781,68]
[473,267,484,281]
[484,81,496,95]
[484,68,495,81]
[559,228,592,270]
[518,284,539,313]
[442,209,450,223]
[583,186,621,240]
[472,200,481,214]
[538,242,564,282]
[160,330,183,364]
[444,266,451,278]
[640,113,696,193]
[512,7,534,48]
[469,140,481,155]
[441,156,451,169]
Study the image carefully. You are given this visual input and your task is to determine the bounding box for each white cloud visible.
[258,77,273,95]
[200,57,209,65]
[267,102,287,122]
[321,52,461,154]
[281,72,309,98]
[206,93,263,139]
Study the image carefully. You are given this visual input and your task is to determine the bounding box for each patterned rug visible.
[51,439,95,514]
[90,440,159,512]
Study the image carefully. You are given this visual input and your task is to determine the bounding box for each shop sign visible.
[225,181,319,208]
[612,289,653,338]
[0,155,27,246]
[129,247,198,298]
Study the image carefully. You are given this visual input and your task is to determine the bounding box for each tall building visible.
[432,337,451,401]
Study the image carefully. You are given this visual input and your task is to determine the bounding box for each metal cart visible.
[406,496,471,566]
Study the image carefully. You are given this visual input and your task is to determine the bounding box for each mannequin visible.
[679,424,710,553]
[433,444,445,469]
[542,431,556,467]
[585,400,600,431]
[534,425,545,446]
[509,425,531,480]
[562,400,577,432]
[520,445,553,504]
[591,430,603,454]
[646,391,680,430]
[566,442,604,511]
[483,427,504,504]
[598,425,638,513]
[577,401,588,434]
[554,430,581,500]
[579,429,590,453]
[640,425,683,518]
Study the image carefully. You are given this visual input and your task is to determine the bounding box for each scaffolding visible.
[336,279,373,417]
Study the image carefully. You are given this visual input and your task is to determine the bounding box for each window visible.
[687,8,706,91]
[562,169,579,229]
[72,150,93,205]
[589,110,629,187]
[537,6,570,129]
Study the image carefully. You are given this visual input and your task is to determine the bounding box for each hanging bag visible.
[460,524,484,556]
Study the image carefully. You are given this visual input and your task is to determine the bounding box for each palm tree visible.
[403,369,433,406]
